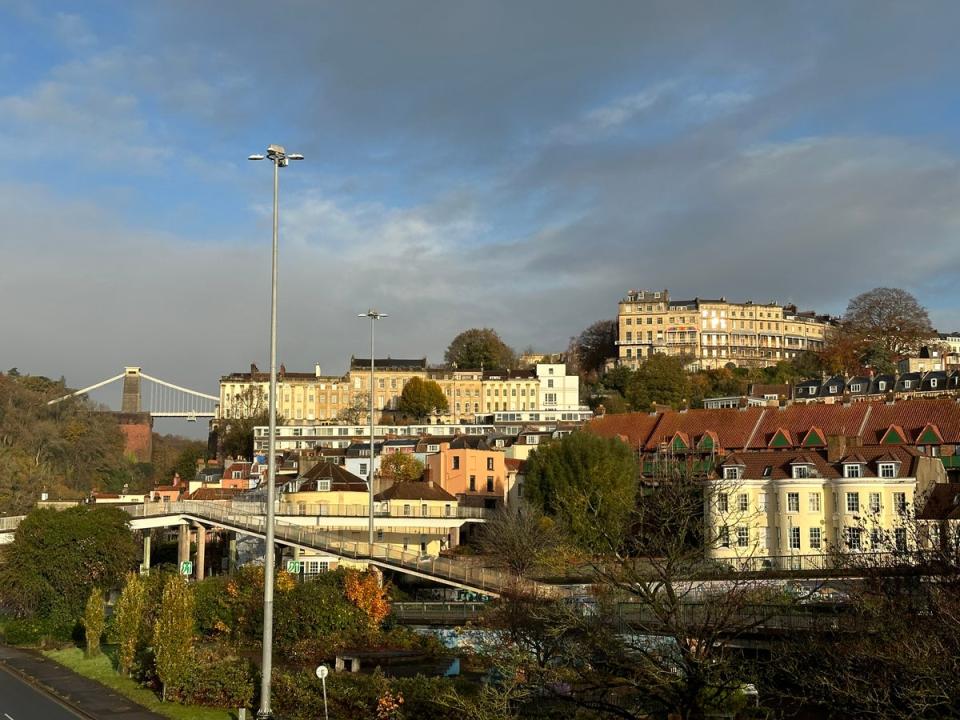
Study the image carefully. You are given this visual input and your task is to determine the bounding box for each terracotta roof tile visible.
[750,403,870,449]
[375,482,457,502]
[643,407,766,452]
[585,412,663,449]
[862,399,960,444]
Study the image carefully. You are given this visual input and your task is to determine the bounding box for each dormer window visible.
[903,380,912,389]
[793,465,810,479]
[317,478,331,492]
[931,378,939,388]
[829,385,838,393]
[723,467,742,480]
[851,383,862,393]
[878,381,887,391]
[843,464,862,479]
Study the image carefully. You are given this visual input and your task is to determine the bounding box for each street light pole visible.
[359,310,387,546]
[248,144,302,720]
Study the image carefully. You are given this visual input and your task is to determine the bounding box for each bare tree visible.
[476,505,569,581]
[843,287,935,358]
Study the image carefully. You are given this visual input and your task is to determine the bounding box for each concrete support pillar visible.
[449,525,460,548]
[194,524,206,580]
[228,533,238,575]
[292,546,301,561]
[177,524,189,566]
[142,533,151,575]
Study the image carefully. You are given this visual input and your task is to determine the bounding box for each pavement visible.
[0,645,165,720]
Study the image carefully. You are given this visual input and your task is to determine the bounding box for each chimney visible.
[826,435,847,462]
[426,479,434,488]
[251,363,259,374]
[315,363,322,377]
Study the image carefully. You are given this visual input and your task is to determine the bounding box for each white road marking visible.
[6,712,16,720]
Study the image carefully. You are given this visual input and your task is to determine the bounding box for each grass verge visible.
[44,647,236,720]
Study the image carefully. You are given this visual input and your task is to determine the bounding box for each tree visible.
[0,506,138,621]
[153,574,195,701]
[336,391,369,425]
[525,432,637,553]
[114,572,147,676]
[444,328,516,370]
[573,319,618,376]
[397,377,448,421]
[380,453,424,483]
[843,287,935,360]
[83,587,105,657]
[476,506,569,581]
[344,570,390,631]
[625,353,690,411]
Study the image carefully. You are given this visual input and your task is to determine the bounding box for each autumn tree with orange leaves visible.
[344,570,390,630]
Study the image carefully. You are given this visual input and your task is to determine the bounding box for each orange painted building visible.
[425,436,506,510]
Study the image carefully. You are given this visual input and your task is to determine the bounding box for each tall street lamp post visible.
[248,144,303,720]
[359,309,387,546]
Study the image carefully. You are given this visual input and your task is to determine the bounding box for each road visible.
[0,664,82,720]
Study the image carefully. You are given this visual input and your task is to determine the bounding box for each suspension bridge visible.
[47,366,218,422]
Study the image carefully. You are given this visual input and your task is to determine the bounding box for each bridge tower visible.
[122,367,142,413]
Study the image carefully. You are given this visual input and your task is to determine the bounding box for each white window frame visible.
[787,492,800,513]
[723,467,741,480]
[844,464,862,478]
[789,526,801,550]
[846,492,860,513]
[809,527,821,549]
[808,492,821,512]
[316,478,331,492]
[737,527,750,547]
[879,463,896,479]
[717,493,729,512]
[869,492,881,513]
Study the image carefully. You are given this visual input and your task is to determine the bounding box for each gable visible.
[697,432,717,451]
[881,426,905,445]
[918,424,943,445]
[672,433,689,452]
[769,428,793,449]
[801,427,826,448]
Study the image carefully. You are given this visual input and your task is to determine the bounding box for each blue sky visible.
[3,1,960,412]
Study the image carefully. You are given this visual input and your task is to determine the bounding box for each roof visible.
[862,399,960,444]
[718,446,920,480]
[646,407,766,452]
[585,412,663,449]
[297,462,369,492]
[187,488,243,501]
[505,458,525,472]
[375,482,457,502]
[350,357,428,370]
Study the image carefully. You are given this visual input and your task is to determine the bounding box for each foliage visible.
[624,353,690,410]
[0,371,144,513]
[0,505,138,621]
[173,648,255,709]
[344,570,391,630]
[397,377,448,421]
[572,319,618,376]
[337,391,370,424]
[445,328,516,370]
[83,587,105,657]
[525,432,637,554]
[380,452,425,483]
[843,286,934,359]
[476,506,570,580]
[152,574,195,701]
[114,572,148,676]
[218,386,276,460]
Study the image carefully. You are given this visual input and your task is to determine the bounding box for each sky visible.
[3,1,960,418]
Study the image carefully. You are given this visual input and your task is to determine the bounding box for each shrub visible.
[82,588,105,657]
[174,649,255,708]
[153,574,195,701]
[113,572,147,675]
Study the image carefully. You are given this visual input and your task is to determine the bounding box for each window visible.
[547,379,554,388]
[878,381,887,391]
[486,476,494,492]
[359,462,368,476]
[758,493,767,512]
[421,503,428,517]
[737,527,750,547]
[844,464,862,478]
[717,493,728,512]
[808,492,821,512]
[809,527,822,549]
[793,465,810,479]
[893,492,907,512]
[846,492,860,513]
[931,378,939,388]
[789,527,801,550]
[903,380,912,389]
[846,527,862,550]
[487,457,494,471]
[316,479,331,492]
[787,492,800,512]
[444,503,452,517]
[719,525,730,547]
[403,504,411,516]
[895,528,907,552]
[737,493,749,512]
[469,475,476,491]
[851,383,862,393]
[869,492,881,513]
[870,528,881,546]
[452,456,460,470]
[879,463,896,478]
[723,467,741,480]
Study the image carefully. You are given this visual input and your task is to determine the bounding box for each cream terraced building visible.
[706,446,944,568]
[219,359,579,426]
[617,288,835,370]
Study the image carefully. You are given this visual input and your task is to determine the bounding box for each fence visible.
[125,501,533,596]
[209,501,491,520]
[0,515,25,532]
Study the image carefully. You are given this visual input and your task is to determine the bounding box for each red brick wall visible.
[115,413,153,463]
